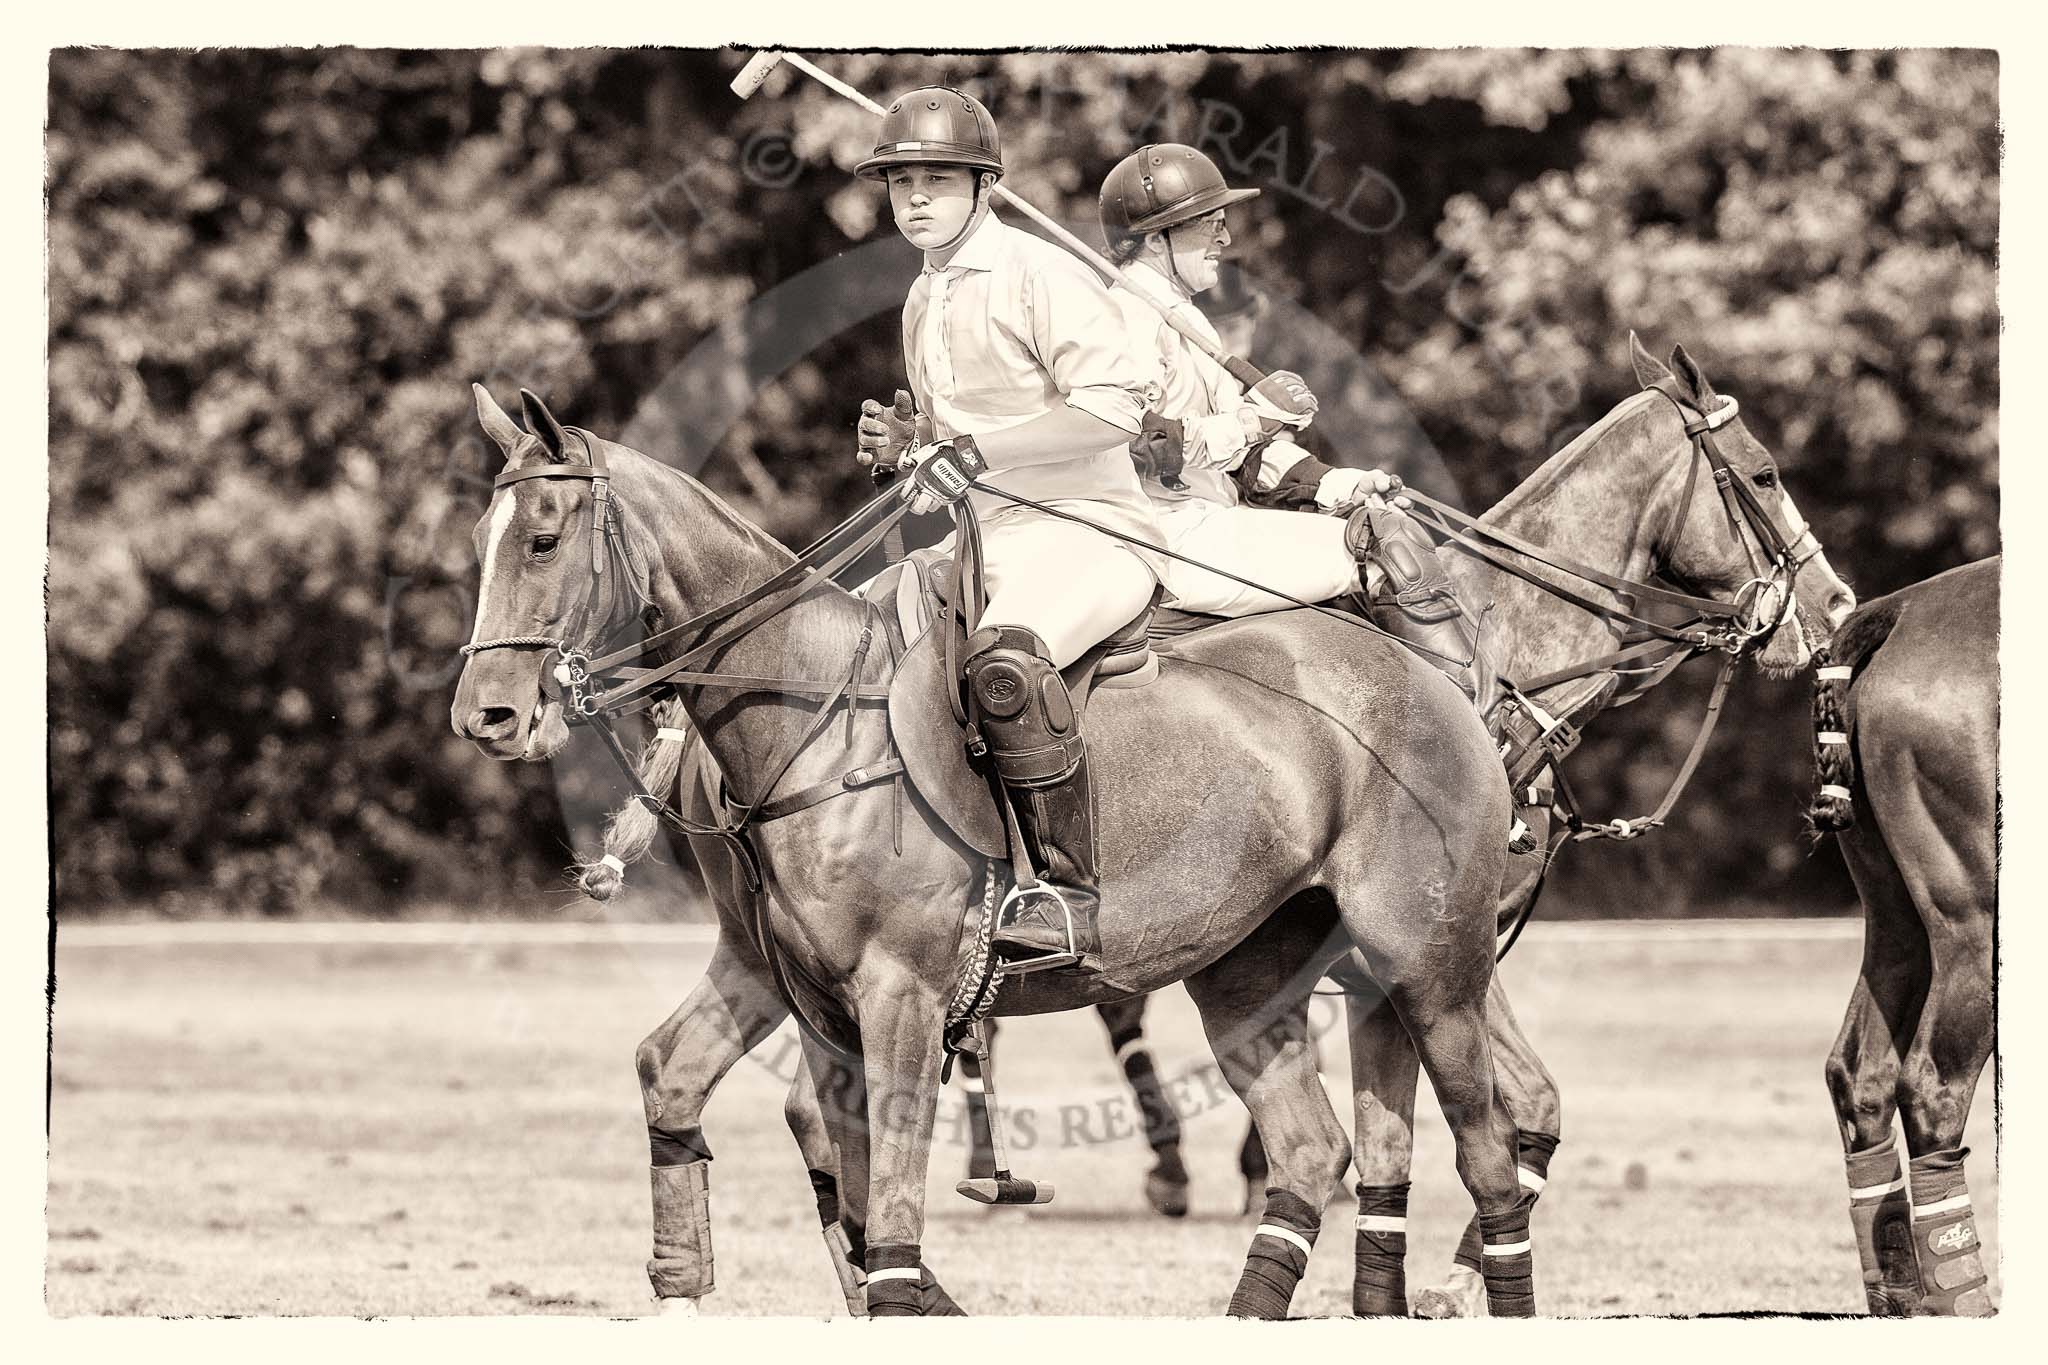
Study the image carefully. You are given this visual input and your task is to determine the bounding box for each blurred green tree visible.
[46,48,1996,916]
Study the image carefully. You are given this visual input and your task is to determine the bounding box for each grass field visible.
[46,920,1999,1317]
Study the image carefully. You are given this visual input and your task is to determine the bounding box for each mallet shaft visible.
[984,183,1268,391]
[732,50,1285,401]
[782,52,888,117]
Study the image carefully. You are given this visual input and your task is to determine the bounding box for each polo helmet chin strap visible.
[1145,222,1202,299]
[928,171,995,256]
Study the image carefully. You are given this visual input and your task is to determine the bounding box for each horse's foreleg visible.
[1895,906,1996,1316]
[1376,951,1528,1318]
[1096,996,1190,1217]
[1418,975,1560,1319]
[1344,969,1420,1316]
[857,973,960,1316]
[1827,828,1934,1315]
[793,1035,871,1316]
[635,936,789,1312]
[1185,954,1351,1319]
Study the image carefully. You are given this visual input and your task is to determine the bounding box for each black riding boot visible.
[962,625,1103,971]
[1346,500,1502,719]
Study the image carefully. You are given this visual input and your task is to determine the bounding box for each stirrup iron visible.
[991,877,1082,976]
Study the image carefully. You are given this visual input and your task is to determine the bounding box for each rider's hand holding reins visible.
[856,389,930,471]
[899,435,987,515]
[1244,370,1319,435]
[1317,467,1411,513]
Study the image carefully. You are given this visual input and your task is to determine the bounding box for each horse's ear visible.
[1628,330,1671,389]
[519,388,570,462]
[1668,343,1720,408]
[473,383,523,458]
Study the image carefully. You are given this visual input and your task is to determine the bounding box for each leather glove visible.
[856,389,930,471]
[1316,467,1411,513]
[1129,410,1189,491]
[901,436,987,516]
[1245,369,1318,433]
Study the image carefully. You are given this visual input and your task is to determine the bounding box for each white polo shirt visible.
[902,213,1157,529]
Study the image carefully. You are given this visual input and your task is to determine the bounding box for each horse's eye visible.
[531,535,559,558]
[1754,467,1779,489]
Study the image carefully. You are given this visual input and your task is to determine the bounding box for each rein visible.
[460,435,918,887]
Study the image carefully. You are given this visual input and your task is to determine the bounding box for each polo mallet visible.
[729,50,1313,423]
[952,1020,1053,1206]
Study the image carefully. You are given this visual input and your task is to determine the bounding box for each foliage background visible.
[46,48,1999,917]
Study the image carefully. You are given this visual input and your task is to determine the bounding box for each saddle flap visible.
[886,622,1008,859]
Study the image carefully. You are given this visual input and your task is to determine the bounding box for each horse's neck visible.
[1446,395,1676,688]
[619,454,876,792]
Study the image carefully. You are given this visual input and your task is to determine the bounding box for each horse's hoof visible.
[654,1296,701,1318]
[1145,1168,1190,1218]
[1411,1269,1487,1319]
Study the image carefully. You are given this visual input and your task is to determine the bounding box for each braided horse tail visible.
[578,697,693,900]
[1808,596,1909,834]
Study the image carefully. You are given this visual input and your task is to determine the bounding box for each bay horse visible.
[771,334,1858,1317]
[1807,556,1998,1315]
[454,383,1528,1317]
[489,330,1844,1316]
[1346,335,1858,1315]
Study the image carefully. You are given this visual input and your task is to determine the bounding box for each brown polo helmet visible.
[853,86,1003,180]
[1099,144,1260,244]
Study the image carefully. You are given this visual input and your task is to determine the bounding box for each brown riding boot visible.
[962,625,1103,971]
[1346,500,1502,718]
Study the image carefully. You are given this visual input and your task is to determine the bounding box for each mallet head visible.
[730,51,786,99]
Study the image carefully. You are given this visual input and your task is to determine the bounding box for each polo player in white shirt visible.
[1099,144,1498,714]
[852,87,1167,971]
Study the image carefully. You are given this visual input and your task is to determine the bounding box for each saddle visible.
[867,548,1160,858]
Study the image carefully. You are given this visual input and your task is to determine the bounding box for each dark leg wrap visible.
[1845,1134,1920,1315]
[1106,1021,1185,1155]
[1477,1205,1535,1317]
[1352,1183,1410,1316]
[807,1167,840,1229]
[1907,1147,1993,1316]
[1228,1189,1321,1319]
[1455,1130,1557,1275]
[646,1125,714,1299]
[864,1242,926,1317]
[862,1241,962,1317]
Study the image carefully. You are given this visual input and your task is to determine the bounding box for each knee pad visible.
[963,625,1082,786]
[1346,503,1460,620]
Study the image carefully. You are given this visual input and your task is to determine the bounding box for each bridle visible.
[1399,378,1825,959]
[461,428,658,671]
[459,431,917,889]
[1409,377,1821,839]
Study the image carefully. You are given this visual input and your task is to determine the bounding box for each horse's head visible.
[1628,333,1856,675]
[451,384,617,761]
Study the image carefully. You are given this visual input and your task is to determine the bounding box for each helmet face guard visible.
[855,86,1003,181]
[1100,144,1260,247]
